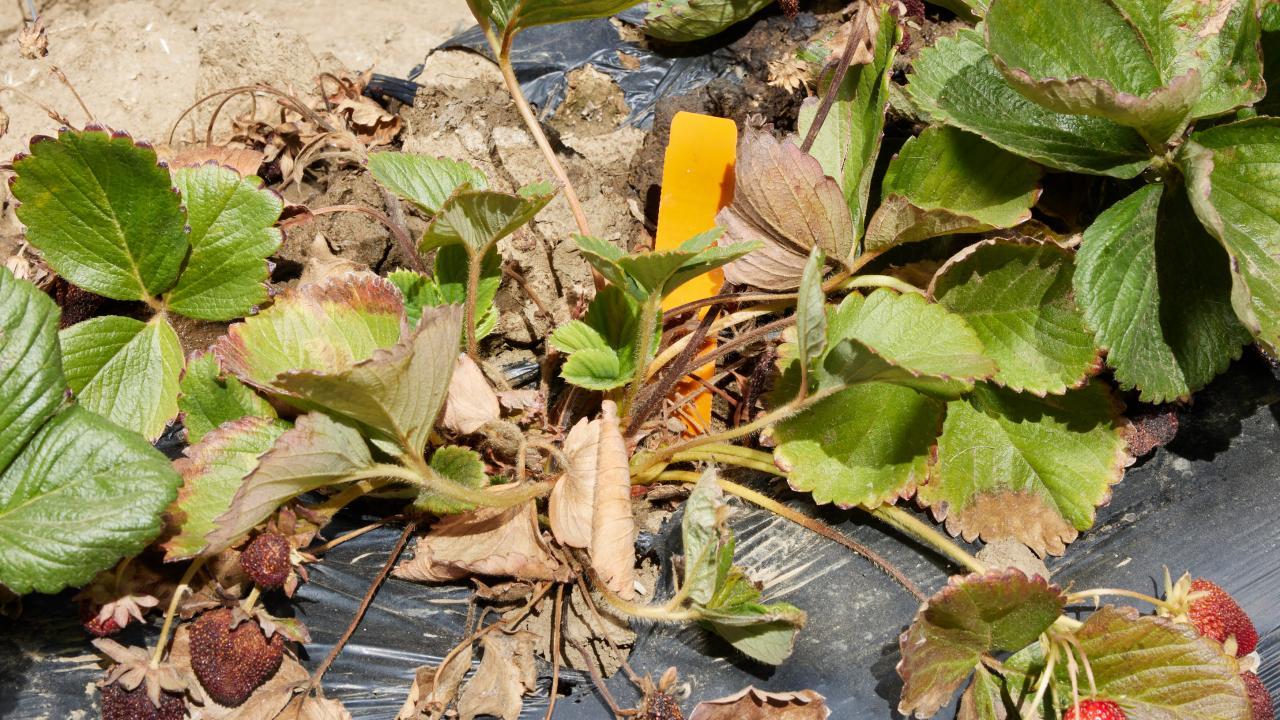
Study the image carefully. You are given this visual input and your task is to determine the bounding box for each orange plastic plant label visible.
[654,111,738,435]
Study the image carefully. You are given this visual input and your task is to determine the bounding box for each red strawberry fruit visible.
[1243,672,1275,720]
[1186,579,1259,657]
[80,602,121,637]
[100,683,186,720]
[188,609,284,707]
[1064,699,1127,720]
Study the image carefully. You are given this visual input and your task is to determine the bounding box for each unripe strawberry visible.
[1064,699,1127,720]
[240,533,292,590]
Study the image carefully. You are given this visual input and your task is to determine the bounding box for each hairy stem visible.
[841,274,925,296]
[353,462,551,508]
[465,248,482,360]
[647,305,786,380]
[870,505,985,575]
[150,557,206,668]
[623,294,663,415]
[1067,588,1171,611]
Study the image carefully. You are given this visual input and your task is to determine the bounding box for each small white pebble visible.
[633,580,647,596]
[1116,557,1132,569]
[159,38,170,55]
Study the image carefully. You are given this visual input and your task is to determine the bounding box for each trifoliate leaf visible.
[367,152,487,214]
[906,29,1151,177]
[920,382,1126,555]
[1074,183,1248,403]
[932,239,1100,396]
[549,285,645,390]
[11,128,189,301]
[59,315,184,441]
[985,0,1202,143]
[164,165,283,320]
[177,352,277,445]
[215,272,406,392]
[415,445,491,516]
[643,0,774,42]
[272,306,463,457]
[1003,605,1251,720]
[799,1,898,238]
[774,382,944,508]
[0,405,181,594]
[419,187,553,256]
[717,131,855,291]
[205,412,376,554]
[162,416,289,561]
[0,268,65,472]
[896,570,1066,719]
[1181,117,1280,351]
[865,126,1041,251]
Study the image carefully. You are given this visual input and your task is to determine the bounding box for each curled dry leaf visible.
[299,235,368,286]
[441,354,501,435]
[394,488,563,583]
[716,131,855,290]
[397,642,473,720]
[591,400,638,601]
[688,686,831,720]
[457,631,539,720]
[548,416,600,549]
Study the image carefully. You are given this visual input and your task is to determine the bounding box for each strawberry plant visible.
[0,0,1277,718]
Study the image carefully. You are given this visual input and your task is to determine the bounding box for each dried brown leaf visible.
[548,416,601,549]
[457,631,538,720]
[397,643,474,720]
[278,694,352,720]
[441,354,501,435]
[394,490,563,583]
[590,400,637,600]
[688,686,831,720]
[716,131,855,290]
[166,145,266,178]
[18,18,47,59]
[299,235,368,286]
[942,489,1079,557]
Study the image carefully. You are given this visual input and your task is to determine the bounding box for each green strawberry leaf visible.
[0,268,65,472]
[1181,117,1280,351]
[794,248,828,381]
[865,126,1042,251]
[896,569,1066,719]
[481,0,644,35]
[699,594,807,666]
[0,405,181,594]
[390,246,500,340]
[920,382,1126,555]
[1074,183,1249,403]
[11,128,189,301]
[799,1,898,240]
[985,0,1199,144]
[215,273,406,392]
[774,382,944,507]
[906,29,1152,177]
[681,470,727,607]
[164,165,283,321]
[958,665,1009,720]
[367,152,487,214]
[59,315,184,441]
[932,239,1100,396]
[549,285,645,391]
[205,412,376,554]
[415,445,491,516]
[1002,605,1251,720]
[717,131,856,291]
[162,416,289,561]
[419,187,553,256]
[272,306,463,457]
[177,351,277,445]
[643,0,775,41]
